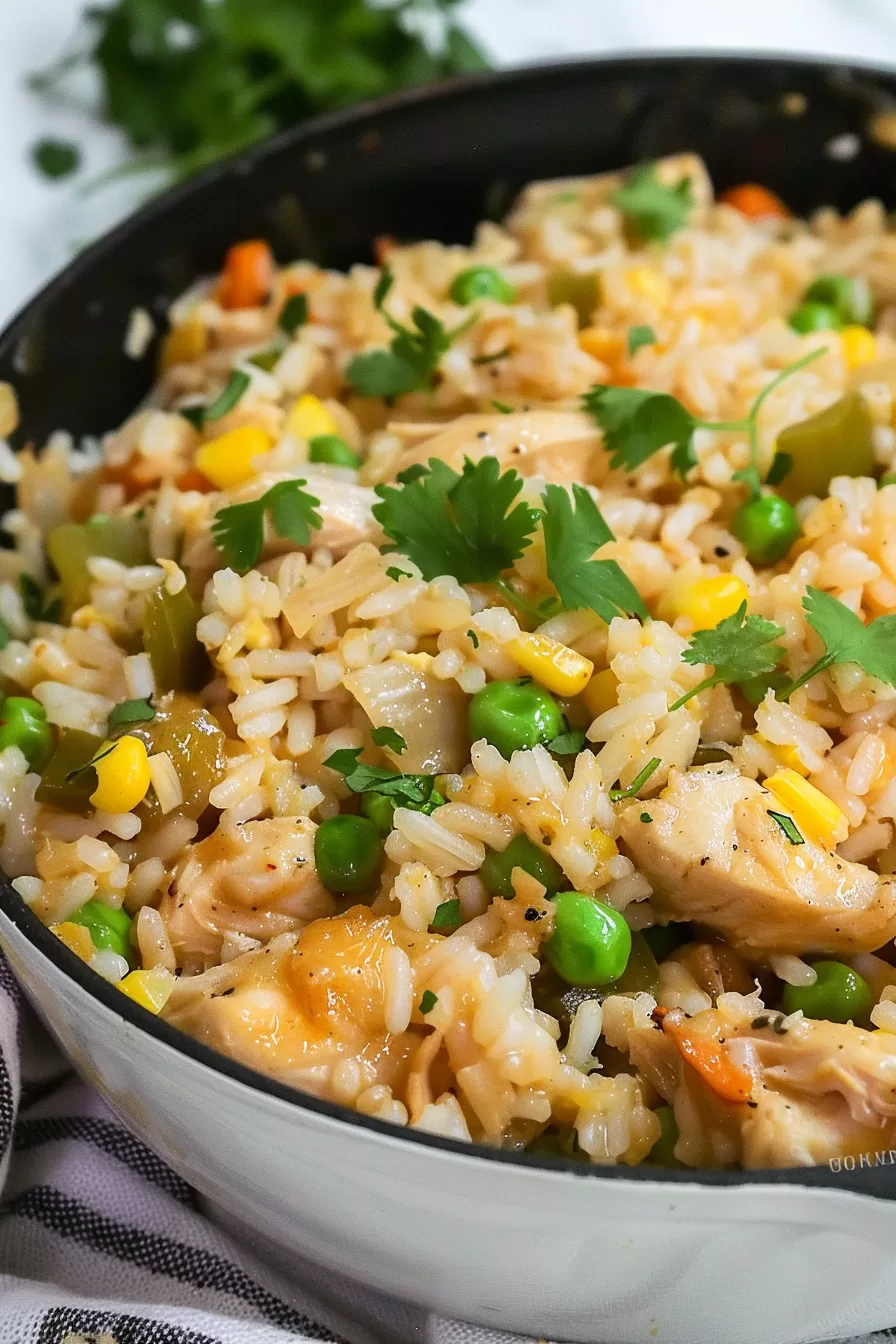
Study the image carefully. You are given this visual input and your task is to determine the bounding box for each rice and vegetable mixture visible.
[6,154,896,1169]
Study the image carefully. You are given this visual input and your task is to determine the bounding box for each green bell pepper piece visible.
[144,585,208,693]
[34,728,105,812]
[776,392,874,503]
[46,516,151,612]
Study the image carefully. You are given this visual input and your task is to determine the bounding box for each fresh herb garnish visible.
[780,587,896,699]
[211,480,322,573]
[30,2,487,188]
[473,347,511,365]
[279,293,308,336]
[419,989,438,1014]
[386,566,412,582]
[248,347,282,373]
[324,747,438,806]
[467,628,480,648]
[0,617,9,652]
[669,603,786,710]
[31,136,80,180]
[347,267,475,397]
[180,369,250,430]
[491,400,513,414]
[610,757,661,801]
[19,574,62,623]
[611,163,694,242]
[767,810,805,845]
[373,456,539,584]
[431,898,461,929]
[627,324,656,357]
[547,729,587,755]
[542,484,648,624]
[108,698,155,728]
[583,349,823,483]
[66,742,117,783]
[370,726,407,753]
[640,812,653,823]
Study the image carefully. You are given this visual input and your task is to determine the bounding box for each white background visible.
[3,0,896,324]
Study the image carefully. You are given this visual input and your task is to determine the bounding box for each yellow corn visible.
[578,326,625,364]
[765,768,849,848]
[90,735,151,814]
[625,267,670,306]
[583,668,619,718]
[505,632,594,697]
[287,393,336,441]
[118,966,175,1015]
[50,921,94,963]
[588,827,618,863]
[841,325,877,369]
[159,318,207,372]
[658,573,749,631]
[756,734,809,777]
[195,425,272,490]
[0,382,20,438]
[394,650,434,673]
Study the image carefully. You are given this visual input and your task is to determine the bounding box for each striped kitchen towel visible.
[0,950,891,1344]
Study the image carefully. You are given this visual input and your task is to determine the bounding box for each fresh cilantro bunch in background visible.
[28,0,488,184]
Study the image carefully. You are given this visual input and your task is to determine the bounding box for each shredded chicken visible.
[618,764,896,957]
[389,411,606,486]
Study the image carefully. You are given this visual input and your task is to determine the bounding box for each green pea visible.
[804,273,874,327]
[545,891,631,987]
[732,494,800,566]
[781,960,873,1024]
[480,833,564,901]
[788,301,841,335]
[468,678,564,759]
[314,814,384,895]
[647,1106,682,1167]
[0,696,54,771]
[449,266,516,306]
[360,792,395,836]
[308,434,361,468]
[69,899,133,961]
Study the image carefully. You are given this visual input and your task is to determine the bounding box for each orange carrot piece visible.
[661,1016,754,1104]
[175,466,216,493]
[719,184,791,220]
[218,240,275,310]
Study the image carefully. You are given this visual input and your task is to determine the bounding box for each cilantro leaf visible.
[373,456,539,584]
[542,484,647,624]
[180,369,250,430]
[768,810,805,845]
[32,137,80,180]
[324,747,436,806]
[386,566,411,582]
[347,270,474,398]
[370,726,407,753]
[609,757,661,801]
[419,989,438,1014]
[548,729,587,755]
[279,293,308,336]
[627,324,656,357]
[491,400,513,414]
[211,480,321,573]
[611,163,694,242]
[19,574,62,623]
[669,603,786,710]
[583,386,698,478]
[781,587,896,698]
[431,898,461,929]
[0,617,9,652]
[108,698,155,728]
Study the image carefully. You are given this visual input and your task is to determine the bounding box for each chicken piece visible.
[389,411,606,487]
[159,816,335,965]
[618,764,896,957]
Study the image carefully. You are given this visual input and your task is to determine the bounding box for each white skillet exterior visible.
[3,907,896,1344]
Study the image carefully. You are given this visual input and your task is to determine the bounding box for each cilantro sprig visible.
[584,348,823,483]
[370,726,407,753]
[669,603,786,710]
[779,588,896,699]
[211,480,321,573]
[108,698,155,728]
[611,163,694,242]
[347,268,474,398]
[324,747,442,811]
[609,757,661,801]
[180,369,251,430]
[627,324,656,357]
[542,484,648,623]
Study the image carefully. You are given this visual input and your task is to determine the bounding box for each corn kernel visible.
[118,966,175,1015]
[505,632,594,697]
[394,650,434,673]
[625,267,670,306]
[765,768,849,848]
[50,921,94,963]
[159,318,208,372]
[0,381,20,439]
[195,425,272,490]
[588,827,618,863]
[578,326,625,364]
[90,735,151,814]
[583,668,619,718]
[287,394,336,441]
[658,573,749,631]
[841,325,877,369]
[756,734,809,777]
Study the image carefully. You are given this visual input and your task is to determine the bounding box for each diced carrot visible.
[719,184,791,220]
[175,466,216,493]
[660,1013,754,1104]
[218,240,275,310]
[103,458,147,501]
[374,234,398,265]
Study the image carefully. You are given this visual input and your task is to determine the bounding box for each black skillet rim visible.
[1,48,894,1199]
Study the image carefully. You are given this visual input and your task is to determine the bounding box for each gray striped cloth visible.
[0,951,890,1344]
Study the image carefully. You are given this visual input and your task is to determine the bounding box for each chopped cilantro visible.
[279,293,308,336]
[473,347,511,365]
[386,566,412,582]
[32,137,81,180]
[211,480,321,573]
[347,267,474,397]
[780,587,896,699]
[19,574,62,623]
[547,729,587,755]
[467,628,480,648]
[767,810,805,845]
[0,617,9,651]
[639,811,653,823]
[181,368,250,430]
[627,324,656,357]
[491,400,513,414]
[610,757,661,801]
[431,898,461,929]
[108,698,155,728]
[669,603,786,710]
[542,483,647,623]
[611,163,694,242]
[324,747,439,808]
[370,726,407,753]
[419,989,438,1014]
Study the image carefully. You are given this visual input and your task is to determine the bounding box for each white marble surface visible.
[3,0,896,324]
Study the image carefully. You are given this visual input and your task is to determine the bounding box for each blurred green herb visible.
[28,0,488,186]
[31,137,81,180]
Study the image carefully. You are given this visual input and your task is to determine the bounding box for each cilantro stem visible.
[494,577,551,624]
[668,672,726,712]
[610,757,661,801]
[777,651,837,701]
